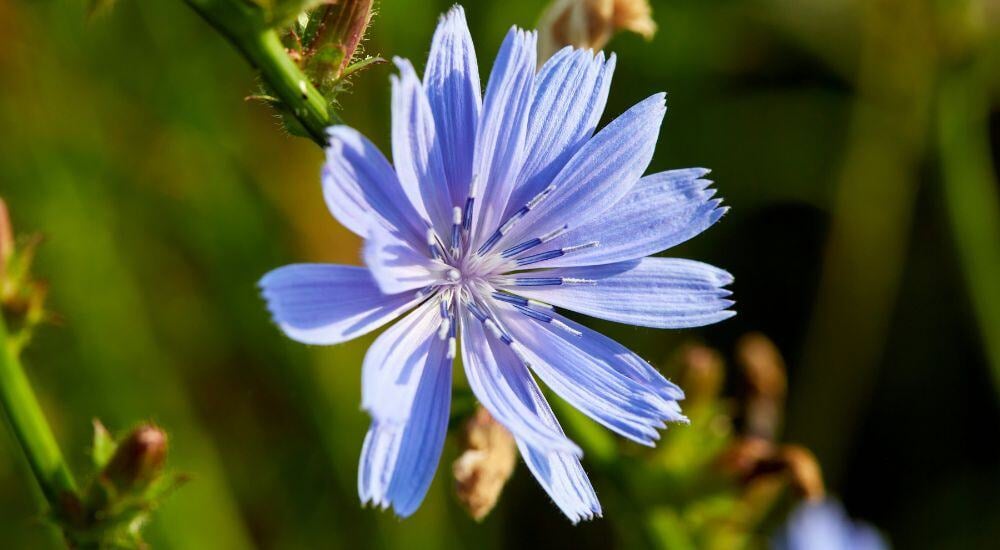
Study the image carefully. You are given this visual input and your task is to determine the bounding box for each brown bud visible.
[736,333,787,440]
[101,424,168,493]
[677,344,725,403]
[718,438,825,502]
[716,436,775,477]
[453,407,517,521]
[301,0,374,80]
[538,0,657,60]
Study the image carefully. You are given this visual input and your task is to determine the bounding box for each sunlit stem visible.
[0,313,77,510]
[182,0,336,146]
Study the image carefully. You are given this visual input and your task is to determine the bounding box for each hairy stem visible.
[0,313,77,510]
[182,0,333,146]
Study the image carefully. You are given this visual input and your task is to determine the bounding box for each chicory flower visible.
[260,5,733,522]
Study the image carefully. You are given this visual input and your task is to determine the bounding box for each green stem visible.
[182,0,333,146]
[0,313,77,509]
[239,28,333,145]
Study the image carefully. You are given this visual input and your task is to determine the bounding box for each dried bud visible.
[538,0,657,60]
[101,424,168,494]
[677,344,725,403]
[453,407,517,521]
[716,436,775,477]
[736,333,787,440]
[718,438,825,502]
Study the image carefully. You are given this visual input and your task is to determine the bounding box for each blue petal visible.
[471,27,536,244]
[357,366,451,517]
[424,5,481,208]
[360,300,439,420]
[362,222,439,295]
[499,94,666,251]
[391,58,453,237]
[357,420,400,509]
[384,351,451,517]
[259,264,421,345]
[505,48,615,219]
[501,300,685,403]
[325,126,428,247]
[358,301,453,517]
[506,257,735,329]
[459,309,581,455]
[523,168,727,268]
[498,306,686,445]
[483,335,601,523]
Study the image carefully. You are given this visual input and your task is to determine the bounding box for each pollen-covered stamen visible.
[464,296,517,348]
[437,290,458,359]
[494,276,597,287]
[490,291,554,310]
[427,228,445,261]
[447,330,457,359]
[500,224,569,259]
[465,299,488,322]
[475,299,534,365]
[514,241,599,267]
[450,206,463,257]
[511,304,583,337]
[438,317,452,340]
[477,184,556,256]
[437,300,452,340]
[462,196,475,232]
[489,291,580,337]
[483,318,514,345]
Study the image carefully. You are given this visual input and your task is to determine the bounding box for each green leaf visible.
[339,55,385,80]
[92,419,118,469]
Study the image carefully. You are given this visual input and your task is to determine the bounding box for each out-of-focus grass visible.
[0,0,997,548]
[937,61,1000,399]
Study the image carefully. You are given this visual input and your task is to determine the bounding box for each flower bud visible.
[0,199,50,349]
[538,0,657,60]
[293,0,375,84]
[101,423,168,494]
[453,407,517,521]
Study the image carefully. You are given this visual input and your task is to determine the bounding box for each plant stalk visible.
[240,28,333,144]
[0,312,77,510]
[182,0,333,146]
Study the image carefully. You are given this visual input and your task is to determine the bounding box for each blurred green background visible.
[1,0,999,548]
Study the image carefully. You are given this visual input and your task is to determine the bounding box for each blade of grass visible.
[936,62,1000,399]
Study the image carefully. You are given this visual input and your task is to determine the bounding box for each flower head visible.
[773,500,888,550]
[260,5,733,522]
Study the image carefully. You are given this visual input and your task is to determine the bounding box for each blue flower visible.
[773,500,889,550]
[260,5,733,522]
